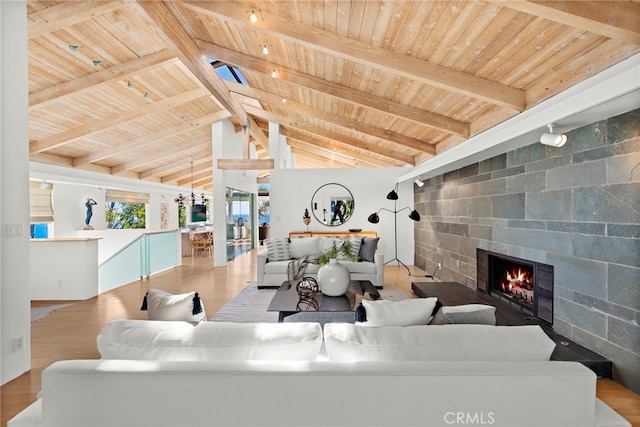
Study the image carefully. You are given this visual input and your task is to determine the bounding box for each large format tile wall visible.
[414,109,639,393]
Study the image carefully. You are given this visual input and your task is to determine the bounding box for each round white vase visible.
[317,258,351,296]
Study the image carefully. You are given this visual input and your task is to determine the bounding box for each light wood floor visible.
[2,248,639,426]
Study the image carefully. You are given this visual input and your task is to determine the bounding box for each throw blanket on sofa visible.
[288,255,320,281]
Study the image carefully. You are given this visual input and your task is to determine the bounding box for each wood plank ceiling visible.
[27,1,640,191]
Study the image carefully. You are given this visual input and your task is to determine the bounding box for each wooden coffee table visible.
[268,280,380,322]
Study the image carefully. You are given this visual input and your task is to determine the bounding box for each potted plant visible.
[317,240,357,296]
[318,239,357,265]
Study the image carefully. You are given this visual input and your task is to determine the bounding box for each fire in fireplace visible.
[476,249,554,325]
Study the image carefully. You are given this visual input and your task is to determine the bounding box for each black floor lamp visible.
[367,183,420,276]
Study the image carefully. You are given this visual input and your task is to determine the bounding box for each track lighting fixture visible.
[250,11,258,23]
[414,177,424,187]
[262,45,269,55]
[540,123,567,147]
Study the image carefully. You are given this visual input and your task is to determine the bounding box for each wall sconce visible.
[540,123,567,147]
[414,177,424,187]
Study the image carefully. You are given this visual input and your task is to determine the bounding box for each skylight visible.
[207,57,248,85]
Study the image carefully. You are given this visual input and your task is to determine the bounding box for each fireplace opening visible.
[477,249,554,325]
[492,257,535,310]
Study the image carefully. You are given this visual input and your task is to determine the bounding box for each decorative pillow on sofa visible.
[357,297,438,326]
[141,289,207,322]
[265,237,291,261]
[97,319,323,361]
[335,237,362,261]
[358,237,379,262]
[430,304,496,326]
[289,236,320,259]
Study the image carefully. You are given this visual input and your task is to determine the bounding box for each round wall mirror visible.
[311,183,354,226]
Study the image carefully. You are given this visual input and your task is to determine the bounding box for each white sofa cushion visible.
[357,298,438,326]
[430,304,497,325]
[324,324,556,362]
[97,319,323,361]
[144,289,207,322]
[289,236,320,258]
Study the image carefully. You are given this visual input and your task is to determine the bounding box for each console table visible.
[289,230,377,239]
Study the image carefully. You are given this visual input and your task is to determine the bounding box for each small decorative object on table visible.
[296,277,319,311]
[303,209,311,231]
[317,240,356,296]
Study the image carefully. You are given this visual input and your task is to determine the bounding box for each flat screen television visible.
[191,204,207,223]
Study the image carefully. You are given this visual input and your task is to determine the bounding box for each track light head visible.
[250,11,258,23]
[414,177,424,187]
[540,123,567,147]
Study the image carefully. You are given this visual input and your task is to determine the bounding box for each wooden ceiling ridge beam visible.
[228,81,434,155]
[196,40,469,138]
[126,0,270,149]
[28,1,124,40]
[72,110,229,166]
[177,168,211,187]
[31,87,210,154]
[30,49,176,109]
[111,135,211,175]
[243,104,414,166]
[181,1,525,111]
[491,0,640,46]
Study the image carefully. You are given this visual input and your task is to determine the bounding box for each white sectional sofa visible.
[257,235,384,288]
[9,320,631,427]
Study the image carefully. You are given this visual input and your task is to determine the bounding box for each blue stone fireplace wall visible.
[414,109,639,393]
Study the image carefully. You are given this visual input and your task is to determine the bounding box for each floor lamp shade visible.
[386,189,398,200]
[367,212,380,224]
[409,210,420,221]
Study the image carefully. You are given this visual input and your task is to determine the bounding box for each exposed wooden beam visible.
[71,111,228,166]
[181,1,525,110]
[217,159,275,170]
[243,104,414,166]
[125,0,253,132]
[30,50,176,109]
[162,160,210,184]
[141,151,211,180]
[229,81,434,155]
[280,128,396,168]
[30,88,210,154]
[197,40,470,138]
[28,1,123,40]
[178,168,211,187]
[111,136,211,175]
[492,1,640,46]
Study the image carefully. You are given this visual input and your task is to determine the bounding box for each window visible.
[105,189,149,229]
[207,57,248,85]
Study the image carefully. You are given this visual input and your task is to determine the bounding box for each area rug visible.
[210,283,408,323]
[31,303,75,322]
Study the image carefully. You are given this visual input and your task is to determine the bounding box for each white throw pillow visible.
[144,289,207,322]
[358,298,438,326]
[324,324,556,362]
[430,304,496,325]
[265,237,291,261]
[289,236,320,259]
[319,237,336,252]
[97,319,323,361]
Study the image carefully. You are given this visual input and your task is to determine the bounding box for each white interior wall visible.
[212,119,258,266]
[1,0,30,385]
[269,167,416,275]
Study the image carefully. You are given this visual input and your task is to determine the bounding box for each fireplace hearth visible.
[477,249,553,325]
